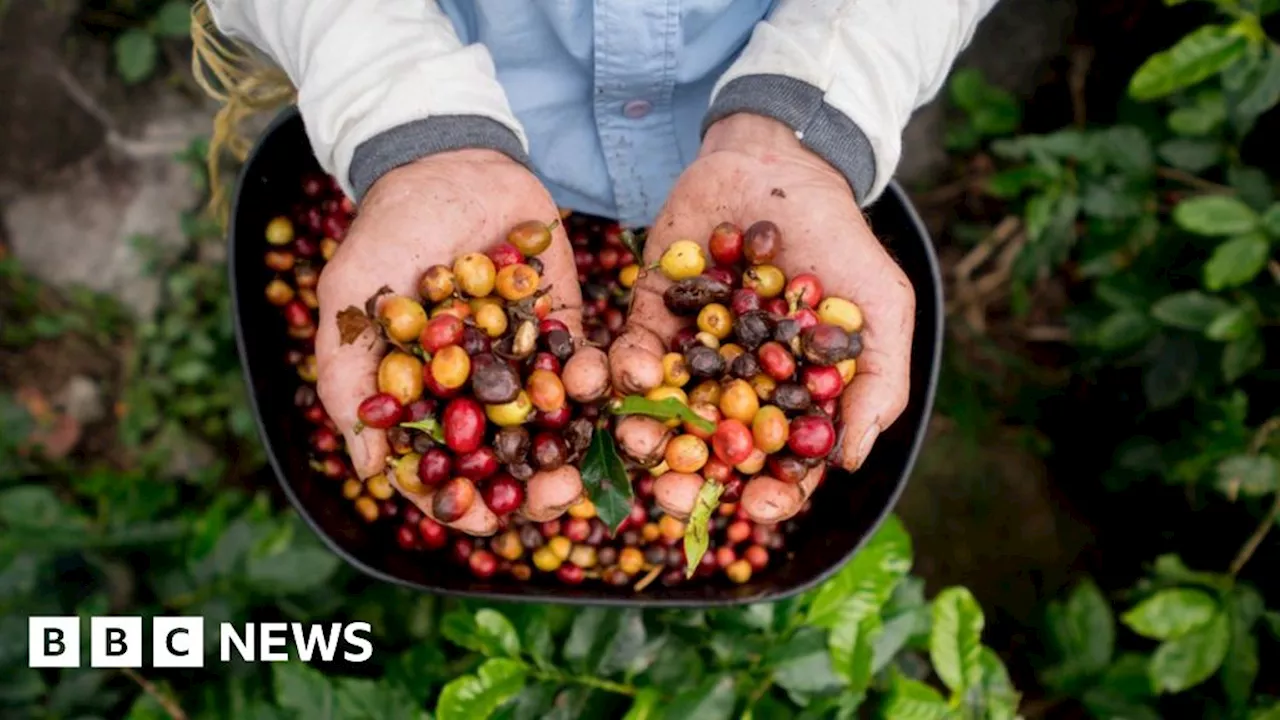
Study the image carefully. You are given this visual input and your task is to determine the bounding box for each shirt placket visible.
[592,0,683,227]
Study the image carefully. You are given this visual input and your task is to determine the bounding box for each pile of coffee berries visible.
[264,172,795,588]
[613,220,862,527]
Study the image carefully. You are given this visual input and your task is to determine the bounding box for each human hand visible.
[314,150,602,535]
[609,113,915,524]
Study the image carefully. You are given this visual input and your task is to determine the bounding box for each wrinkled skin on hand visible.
[314,149,604,534]
[610,114,916,524]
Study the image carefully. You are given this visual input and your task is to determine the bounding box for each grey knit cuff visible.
[703,75,877,204]
[349,116,531,202]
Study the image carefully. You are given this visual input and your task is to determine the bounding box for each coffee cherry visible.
[420,315,465,353]
[665,434,710,474]
[719,379,759,424]
[532,403,572,430]
[726,558,753,584]
[496,264,540,301]
[488,242,524,270]
[801,365,844,402]
[712,419,754,466]
[527,369,567,413]
[379,295,428,343]
[532,433,569,471]
[456,447,499,481]
[735,447,767,475]
[453,253,497,297]
[768,453,808,484]
[311,427,340,453]
[788,415,836,459]
[743,264,785,299]
[460,326,492,355]
[265,278,295,306]
[785,273,824,308]
[487,391,533,427]
[684,345,726,380]
[430,346,472,390]
[433,477,476,523]
[357,392,404,429]
[508,219,555,256]
[817,297,863,333]
[473,302,509,338]
[752,406,790,454]
[482,474,525,515]
[801,324,853,366]
[377,352,425,405]
[708,222,745,266]
[469,549,498,578]
[697,303,733,340]
[743,220,780,265]
[556,564,585,584]
[443,398,486,453]
[419,265,456,303]
[744,544,769,571]
[411,448,447,488]
[689,380,722,407]
[685,403,721,440]
[659,240,707,281]
[757,342,797,381]
[265,216,294,245]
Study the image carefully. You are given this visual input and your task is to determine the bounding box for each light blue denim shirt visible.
[428,0,775,227]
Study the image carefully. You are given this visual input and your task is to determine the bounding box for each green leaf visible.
[1158,138,1222,173]
[948,68,1021,137]
[1045,578,1115,677]
[1122,588,1218,640]
[1215,454,1279,497]
[1223,333,1265,381]
[1235,45,1280,124]
[1152,554,1233,592]
[611,395,715,433]
[807,515,912,628]
[1222,589,1261,711]
[664,674,736,720]
[437,658,527,720]
[1252,704,1280,720]
[879,671,949,720]
[578,431,633,534]
[985,166,1050,198]
[563,608,646,675]
[1261,203,1280,237]
[973,648,1020,720]
[152,1,192,38]
[1173,195,1260,236]
[441,609,521,657]
[769,626,846,696]
[1100,126,1155,175]
[621,689,662,720]
[1229,165,1273,209]
[1168,91,1227,135]
[335,678,423,720]
[1149,610,1230,693]
[400,417,445,443]
[1094,310,1154,350]
[0,486,79,529]
[930,586,985,695]
[683,479,724,578]
[1204,233,1270,290]
[1206,306,1253,341]
[114,29,158,85]
[1129,25,1249,100]
[245,546,340,595]
[829,611,881,692]
[274,663,337,720]
[1151,291,1234,330]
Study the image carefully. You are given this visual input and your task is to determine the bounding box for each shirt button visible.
[622,99,652,119]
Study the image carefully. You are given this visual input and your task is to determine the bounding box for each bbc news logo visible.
[29,617,372,668]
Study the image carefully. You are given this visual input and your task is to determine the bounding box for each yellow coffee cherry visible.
[619,264,640,288]
[744,265,785,298]
[486,391,533,427]
[818,297,864,333]
[659,240,707,281]
[689,380,722,406]
[735,447,767,474]
[697,303,733,339]
[836,358,858,385]
[453,253,497,297]
[533,546,562,572]
[749,374,776,403]
[568,497,597,519]
[265,216,293,245]
[665,434,710,473]
[719,379,759,424]
[752,405,789,454]
[695,331,720,349]
[547,535,572,561]
[473,302,509,338]
[662,353,691,387]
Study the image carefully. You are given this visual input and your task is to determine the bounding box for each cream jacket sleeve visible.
[206,0,528,201]
[707,0,1001,204]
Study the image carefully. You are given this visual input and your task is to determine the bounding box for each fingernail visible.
[852,425,880,470]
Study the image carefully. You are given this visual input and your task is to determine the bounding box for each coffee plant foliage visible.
[948,0,1280,717]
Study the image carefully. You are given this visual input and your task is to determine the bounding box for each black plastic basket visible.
[230,108,944,606]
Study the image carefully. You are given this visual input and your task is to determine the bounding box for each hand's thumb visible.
[314,297,391,481]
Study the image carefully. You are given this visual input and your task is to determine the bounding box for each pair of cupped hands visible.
[315,113,915,534]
